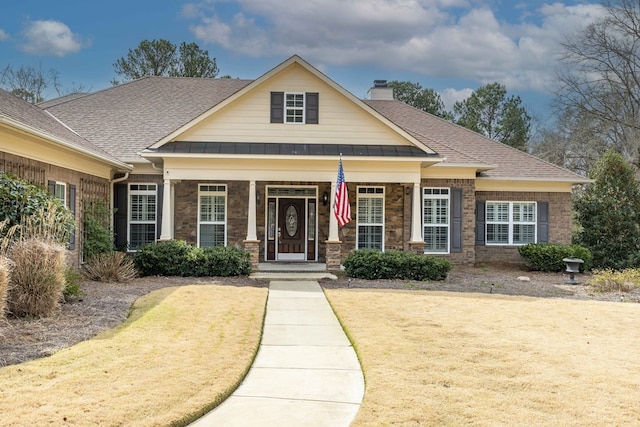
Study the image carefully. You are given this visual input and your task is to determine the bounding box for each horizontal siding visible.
[178,64,413,146]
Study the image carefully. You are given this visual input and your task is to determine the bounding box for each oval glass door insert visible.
[285,205,298,237]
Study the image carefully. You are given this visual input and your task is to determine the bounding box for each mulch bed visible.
[1,265,638,367]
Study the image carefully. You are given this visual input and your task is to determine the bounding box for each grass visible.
[325,289,640,426]
[0,285,267,427]
[3,279,639,426]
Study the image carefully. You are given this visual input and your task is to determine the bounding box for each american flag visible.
[334,158,352,227]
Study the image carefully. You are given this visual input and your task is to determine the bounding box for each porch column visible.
[328,180,339,241]
[246,180,258,241]
[410,182,423,242]
[159,178,172,240]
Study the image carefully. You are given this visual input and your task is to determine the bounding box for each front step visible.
[250,271,337,280]
[251,263,337,280]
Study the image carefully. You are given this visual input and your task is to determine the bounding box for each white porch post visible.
[246,180,258,241]
[159,178,172,240]
[410,182,423,242]
[328,180,339,241]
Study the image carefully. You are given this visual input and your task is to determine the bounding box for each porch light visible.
[322,191,329,206]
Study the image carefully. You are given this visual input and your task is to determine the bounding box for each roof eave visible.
[0,115,133,172]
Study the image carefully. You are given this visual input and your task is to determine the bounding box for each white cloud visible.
[440,87,473,110]
[186,0,605,94]
[0,29,8,41]
[20,20,87,57]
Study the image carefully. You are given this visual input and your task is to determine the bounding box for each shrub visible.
[64,266,85,302]
[84,252,138,282]
[83,201,115,260]
[574,152,640,269]
[190,246,252,277]
[343,249,451,281]
[134,240,193,276]
[0,172,74,243]
[588,268,640,293]
[518,243,592,272]
[0,256,9,317]
[7,238,66,318]
[134,240,252,277]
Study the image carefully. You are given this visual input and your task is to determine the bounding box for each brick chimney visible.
[367,80,394,100]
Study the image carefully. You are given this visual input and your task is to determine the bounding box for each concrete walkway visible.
[190,280,364,427]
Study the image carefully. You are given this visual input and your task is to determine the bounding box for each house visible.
[2,55,589,269]
[0,88,132,265]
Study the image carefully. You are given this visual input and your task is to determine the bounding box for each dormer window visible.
[271,91,319,124]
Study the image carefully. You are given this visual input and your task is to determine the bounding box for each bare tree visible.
[555,0,640,168]
[0,64,61,103]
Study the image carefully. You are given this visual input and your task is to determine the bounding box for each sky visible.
[0,0,605,124]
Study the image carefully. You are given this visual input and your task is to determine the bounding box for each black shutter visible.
[48,180,55,195]
[156,184,163,240]
[68,184,76,250]
[270,92,284,123]
[114,184,128,250]
[450,188,462,253]
[537,201,549,243]
[305,92,319,124]
[475,200,486,246]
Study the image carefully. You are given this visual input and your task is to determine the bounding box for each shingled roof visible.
[0,89,129,169]
[43,77,252,163]
[365,99,587,182]
[41,74,586,183]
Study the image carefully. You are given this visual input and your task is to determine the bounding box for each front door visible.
[277,198,306,260]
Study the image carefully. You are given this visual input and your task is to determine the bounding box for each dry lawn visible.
[0,285,267,427]
[326,289,640,426]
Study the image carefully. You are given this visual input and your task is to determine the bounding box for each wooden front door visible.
[278,198,306,260]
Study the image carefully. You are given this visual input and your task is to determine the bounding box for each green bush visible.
[64,266,85,302]
[133,240,193,276]
[133,240,251,277]
[574,152,640,269]
[0,172,73,243]
[518,243,592,272]
[190,246,252,277]
[343,249,451,281]
[83,201,115,260]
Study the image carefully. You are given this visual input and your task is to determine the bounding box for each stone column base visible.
[325,240,342,271]
[408,241,425,255]
[243,240,261,271]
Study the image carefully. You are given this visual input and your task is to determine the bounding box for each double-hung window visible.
[285,93,305,123]
[486,201,536,245]
[357,187,384,250]
[129,184,157,250]
[198,185,227,247]
[423,188,449,253]
[53,182,66,207]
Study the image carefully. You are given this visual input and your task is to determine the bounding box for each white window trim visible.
[423,188,450,254]
[285,92,305,124]
[128,183,157,251]
[486,201,537,246]
[54,182,67,207]
[356,186,385,251]
[198,184,227,248]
